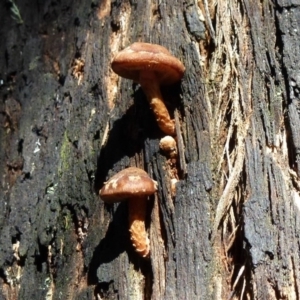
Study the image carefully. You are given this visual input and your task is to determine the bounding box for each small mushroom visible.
[99,167,157,257]
[111,42,185,136]
[159,135,178,158]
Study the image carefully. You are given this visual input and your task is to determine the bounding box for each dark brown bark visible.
[0,0,299,299]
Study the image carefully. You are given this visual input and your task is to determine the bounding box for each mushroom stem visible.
[128,196,150,257]
[139,71,175,136]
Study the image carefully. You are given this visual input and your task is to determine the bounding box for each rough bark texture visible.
[0,0,300,299]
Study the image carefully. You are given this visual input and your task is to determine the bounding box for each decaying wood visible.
[209,0,300,299]
[0,0,300,299]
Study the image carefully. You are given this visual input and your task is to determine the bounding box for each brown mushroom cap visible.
[100,167,157,203]
[111,42,185,85]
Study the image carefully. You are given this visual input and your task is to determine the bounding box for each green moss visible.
[29,56,40,70]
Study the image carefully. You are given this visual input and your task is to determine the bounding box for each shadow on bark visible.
[94,82,184,189]
[87,203,128,285]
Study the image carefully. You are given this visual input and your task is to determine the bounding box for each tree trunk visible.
[0,0,299,299]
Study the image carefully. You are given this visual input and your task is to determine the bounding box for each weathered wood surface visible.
[0,0,300,299]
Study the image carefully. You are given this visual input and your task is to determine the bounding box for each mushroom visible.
[159,135,177,158]
[111,42,185,136]
[99,167,157,257]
